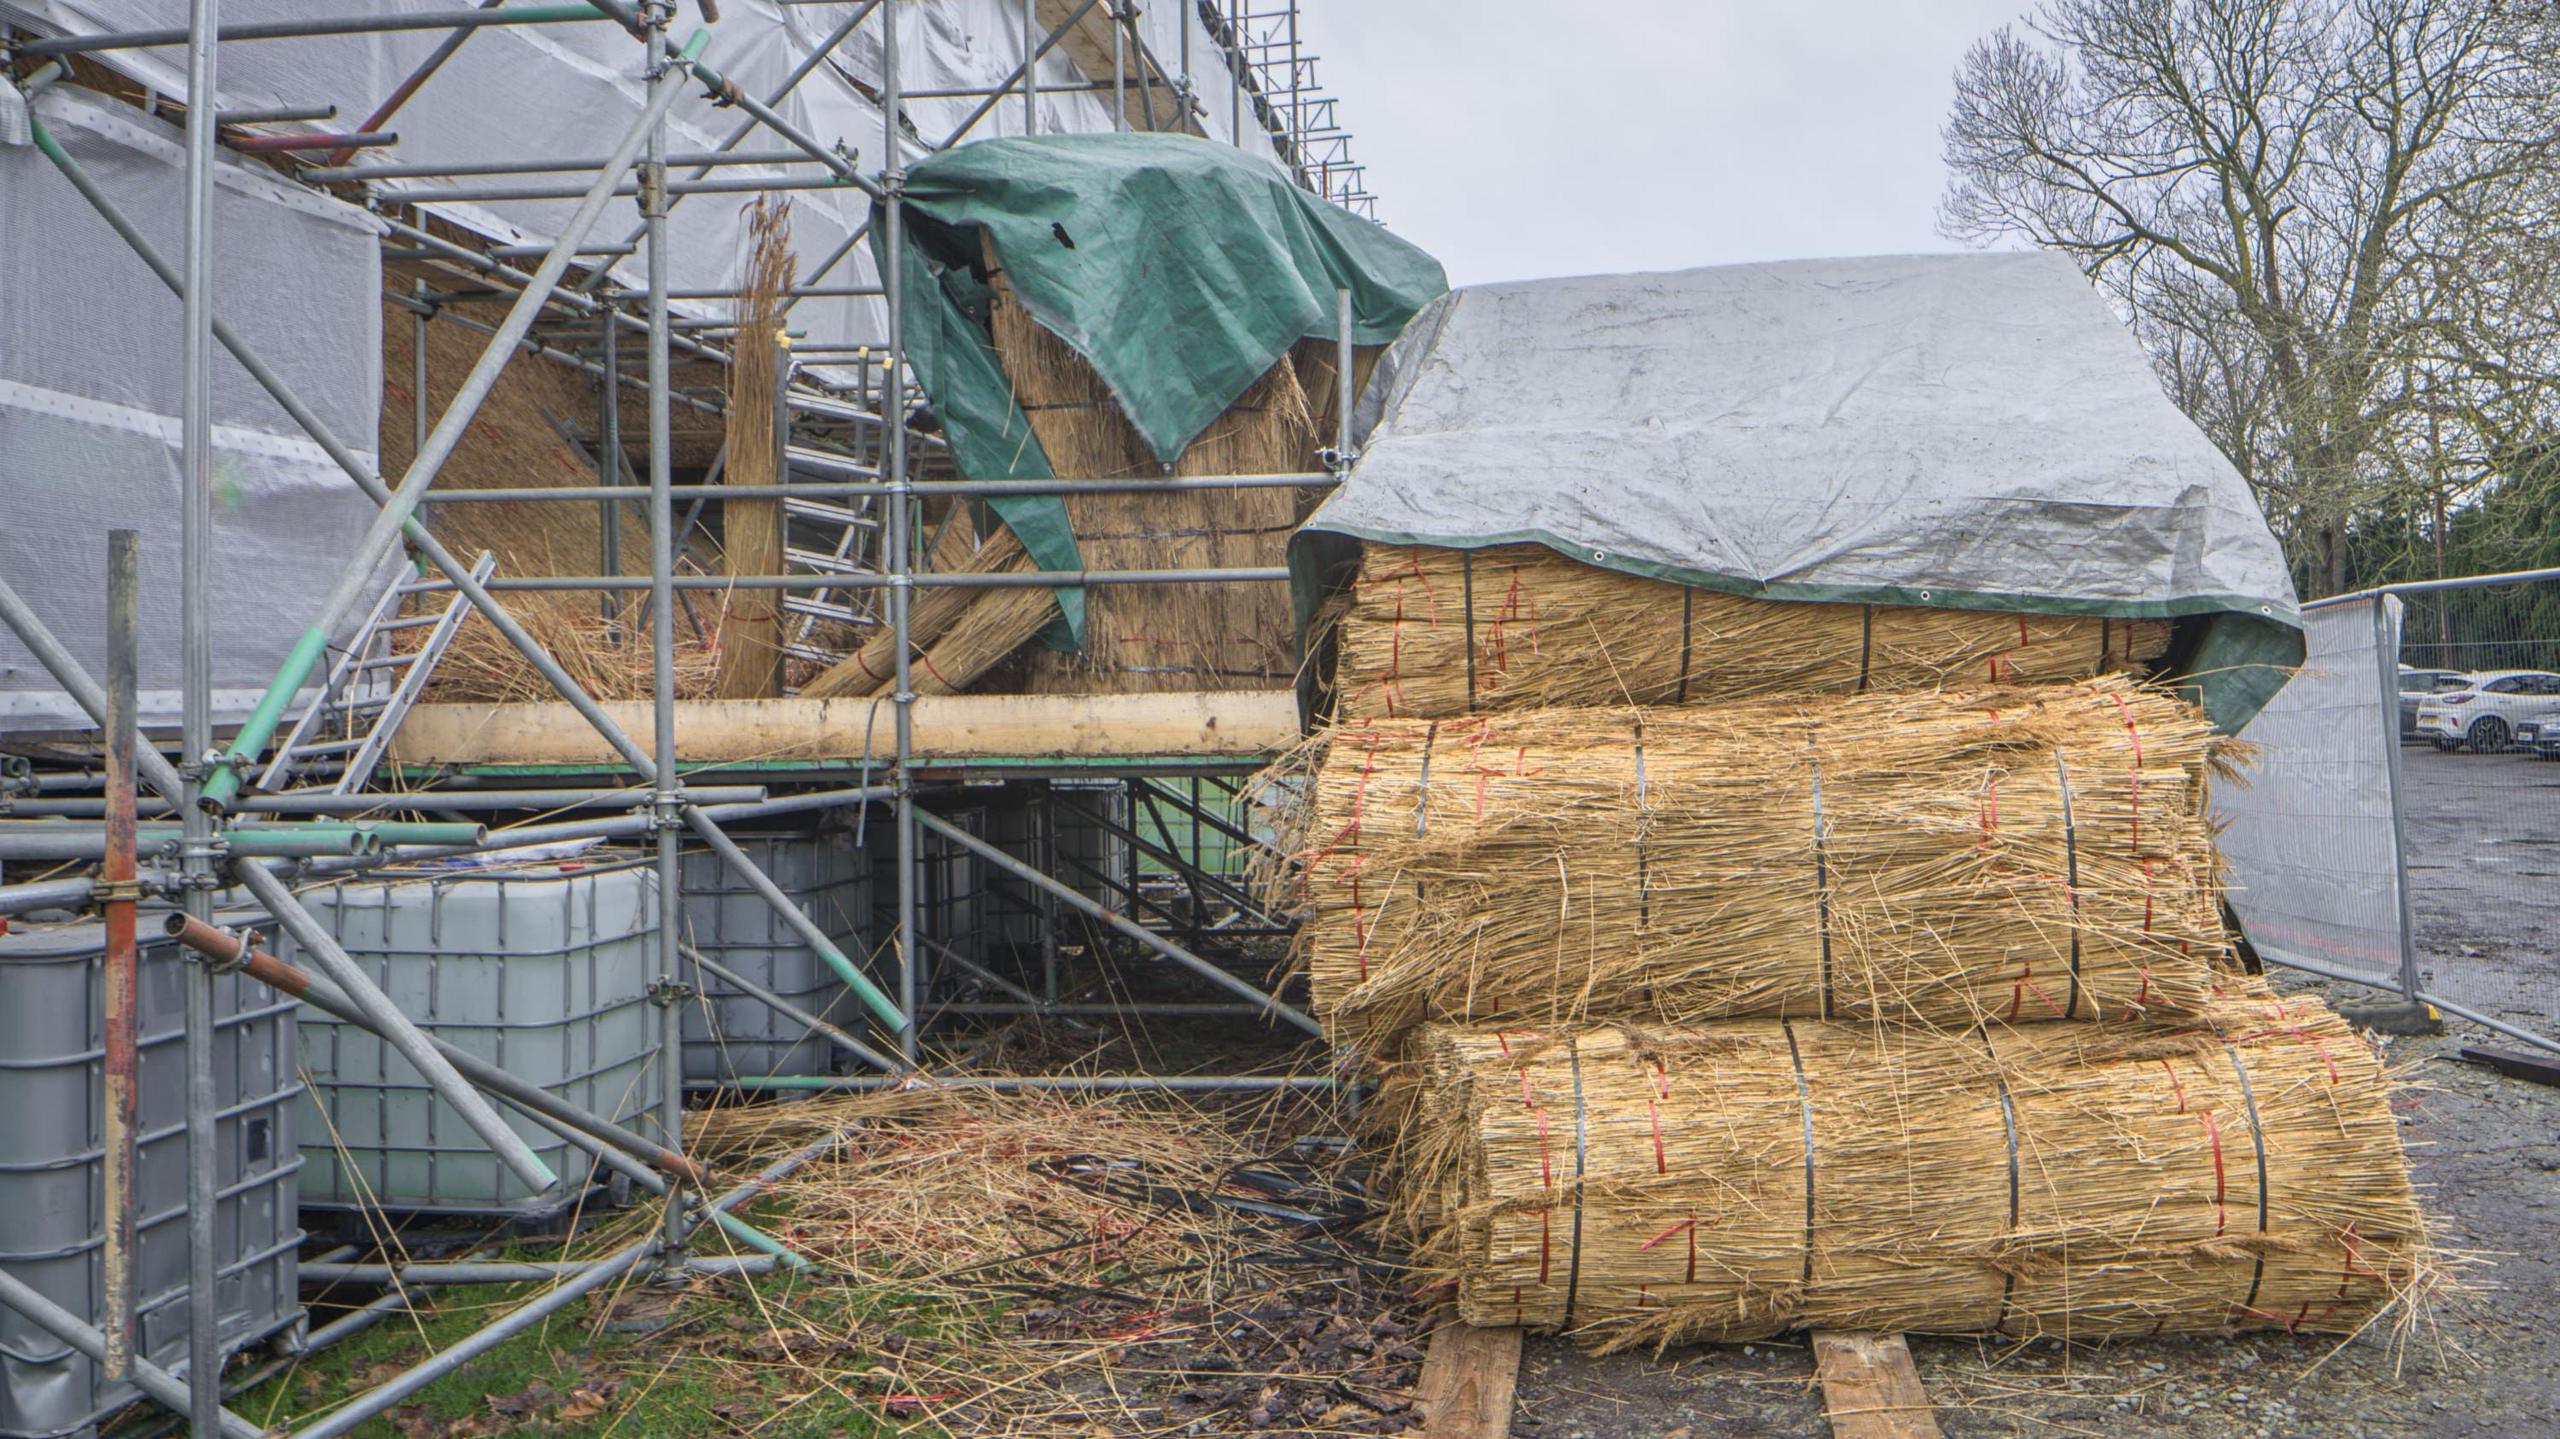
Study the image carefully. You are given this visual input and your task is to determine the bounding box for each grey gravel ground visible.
[1506,983,2560,1438]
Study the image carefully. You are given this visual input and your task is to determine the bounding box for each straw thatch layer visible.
[1404,994,2426,1350]
[1275,677,2231,1043]
[1332,544,2175,719]
[880,239,1319,697]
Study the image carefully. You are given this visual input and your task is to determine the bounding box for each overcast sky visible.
[1293,1,2038,286]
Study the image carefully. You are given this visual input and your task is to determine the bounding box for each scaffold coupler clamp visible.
[89,875,147,906]
[206,924,257,975]
[178,832,230,887]
[647,976,698,1007]
[643,790,686,833]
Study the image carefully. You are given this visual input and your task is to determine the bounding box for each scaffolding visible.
[0,2,1368,1433]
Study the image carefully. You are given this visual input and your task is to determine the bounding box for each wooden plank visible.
[1415,1322,1521,1439]
[386,690,1302,767]
[1812,1331,1942,1439]
[2461,1044,2560,1088]
[1035,0,1199,136]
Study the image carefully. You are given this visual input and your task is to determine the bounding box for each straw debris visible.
[1271,676,2234,1045]
[1333,543,2174,719]
[682,1086,1426,1436]
[1400,993,2433,1352]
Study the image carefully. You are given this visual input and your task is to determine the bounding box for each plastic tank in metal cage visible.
[273,857,661,1220]
[677,829,872,1082]
[0,922,302,1439]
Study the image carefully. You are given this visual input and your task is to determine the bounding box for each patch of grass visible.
[242,1213,933,1439]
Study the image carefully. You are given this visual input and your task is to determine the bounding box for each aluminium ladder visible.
[257,551,496,795]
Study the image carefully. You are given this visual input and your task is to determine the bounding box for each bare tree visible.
[1943,0,2560,594]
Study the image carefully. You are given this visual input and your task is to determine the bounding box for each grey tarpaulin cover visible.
[1295,253,2305,730]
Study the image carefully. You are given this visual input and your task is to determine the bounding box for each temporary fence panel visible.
[0,922,302,1439]
[2216,595,2413,988]
[2220,573,2560,1055]
[277,860,661,1219]
[2391,578,2560,1040]
[0,85,387,734]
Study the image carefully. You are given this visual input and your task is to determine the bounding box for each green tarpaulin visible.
[872,133,1449,642]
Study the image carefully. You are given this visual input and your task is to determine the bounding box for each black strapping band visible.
[1634,718,1651,931]
[1415,721,1439,838]
[1857,604,1875,693]
[1676,587,1696,703]
[1563,1034,1590,1329]
[1460,549,1479,713]
[2225,1042,2273,1317]
[1978,1028,2023,1333]
[2057,750,2083,1019]
[1809,738,1834,1020]
[1782,1021,1817,1288]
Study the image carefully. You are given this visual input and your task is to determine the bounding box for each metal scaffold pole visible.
[99,531,141,1385]
[641,0,691,1257]
[175,4,224,1429]
[884,0,923,1062]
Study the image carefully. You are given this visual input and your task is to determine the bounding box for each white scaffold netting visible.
[0,85,387,732]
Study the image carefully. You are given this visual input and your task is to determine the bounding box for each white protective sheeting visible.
[2214,596,2413,983]
[0,85,386,732]
[2,1,1288,363]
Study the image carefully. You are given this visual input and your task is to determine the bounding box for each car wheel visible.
[2469,716,2511,753]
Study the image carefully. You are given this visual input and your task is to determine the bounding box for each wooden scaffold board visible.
[1812,1331,1943,1439]
[1415,1322,1522,1439]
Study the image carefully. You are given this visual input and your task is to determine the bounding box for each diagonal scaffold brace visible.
[14,30,910,1045]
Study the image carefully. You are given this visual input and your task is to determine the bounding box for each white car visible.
[2413,670,2560,752]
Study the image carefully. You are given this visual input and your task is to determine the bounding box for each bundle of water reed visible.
[816,237,1318,700]
[712,197,795,698]
[1271,676,2231,1046]
[1401,992,2428,1351]
[1331,543,2175,719]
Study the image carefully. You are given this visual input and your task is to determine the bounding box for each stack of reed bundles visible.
[1279,676,2232,1046]
[1331,543,2174,719]
[1398,991,2428,1351]
[804,238,1325,699]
